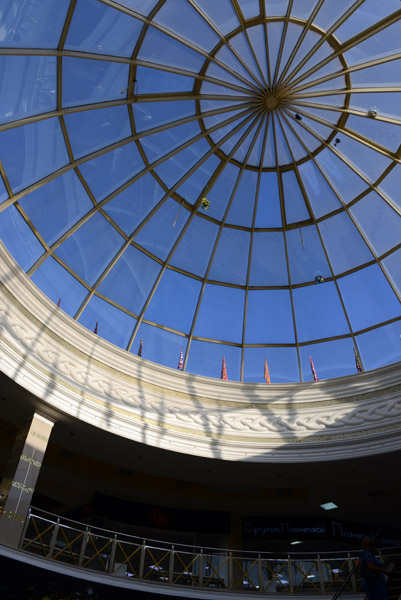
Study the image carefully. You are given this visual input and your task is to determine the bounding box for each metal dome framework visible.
[0,0,401,383]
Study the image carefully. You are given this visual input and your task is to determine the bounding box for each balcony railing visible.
[18,508,399,595]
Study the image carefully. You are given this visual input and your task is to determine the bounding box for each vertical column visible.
[0,412,54,548]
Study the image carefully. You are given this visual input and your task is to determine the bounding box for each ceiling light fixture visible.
[320,502,338,510]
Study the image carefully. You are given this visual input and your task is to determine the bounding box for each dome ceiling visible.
[0,0,401,383]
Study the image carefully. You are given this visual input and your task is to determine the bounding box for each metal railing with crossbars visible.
[16,508,401,596]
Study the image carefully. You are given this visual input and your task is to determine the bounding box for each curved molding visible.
[1,242,401,462]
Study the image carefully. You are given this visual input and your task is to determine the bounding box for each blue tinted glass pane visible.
[62,58,129,108]
[114,0,158,15]
[31,257,88,317]
[0,176,8,205]
[155,139,210,188]
[0,205,43,272]
[171,216,219,277]
[65,106,131,159]
[136,198,190,260]
[299,338,357,382]
[145,270,201,333]
[0,0,70,48]
[243,347,299,383]
[383,248,401,297]
[350,192,401,257]
[97,244,161,315]
[316,148,367,202]
[0,56,56,124]
[207,163,239,221]
[133,100,195,132]
[249,233,288,286]
[65,0,143,57]
[132,323,188,371]
[209,228,250,285]
[282,171,309,223]
[357,321,401,371]
[293,282,349,342]
[238,0,260,19]
[245,290,295,343]
[138,27,204,72]
[265,0,288,16]
[79,295,136,349]
[337,264,401,332]
[336,135,391,183]
[378,164,401,211]
[177,155,220,204]
[55,213,124,286]
[0,118,69,193]
[254,172,282,228]
[155,0,219,52]
[287,226,331,285]
[19,172,92,247]
[79,143,144,201]
[136,66,193,93]
[226,171,257,228]
[318,212,372,274]
[140,122,200,163]
[194,284,245,343]
[192,0,240,35]
[104,173,165,235]
[187,339,241,381]
[298,160,341,218]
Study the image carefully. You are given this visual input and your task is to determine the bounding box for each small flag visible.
[178,349,184,371]
[57,298,61,307]
[309,356,319,381]
[353,346,363,373]
[138,338,143,357]
[93,322,98,335]
[264,358,271,383]
[221,356,227,381]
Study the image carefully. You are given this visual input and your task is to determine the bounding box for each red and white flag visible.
[221,356,228,380]
[309,356,319,381]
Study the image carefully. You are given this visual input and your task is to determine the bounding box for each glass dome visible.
[0,0,401,383]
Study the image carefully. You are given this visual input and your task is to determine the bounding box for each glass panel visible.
[335,0,400,43]
[0,118,69,193]
[192,0,240,35]
[0,176,8,205]
[383,248,401,297]
[315,148,368,203]
[154,139,210,188]
[19,171,93,247]
[379,164,401,211]
[0,205,43,272]
[214,46,258,87]
[254,172,282,228]
[266,22,284,86]
[187,339,241,381]
[177,155,220,205]
[133,100,195,133]
[140,122,201,163]
[104,173,165,236]
[335,134,392,183]
[31,257,88,317]
[226,170,257,228]
[170,216,219,277]
[299,338,357,382]
[318,212,373,274]
[298,160,341,218]
[114,0,158,16]
[64,106,131,159]
[313,0,356,31]
[265,0,289,17]
[282,171,310,223]
[343,12,401,65]
[293,281,349,342]
[131,323,188,371]
[0,0,70,48]
[249,232,288,286]
[286,226,331,285]
[145,269,201,333]
[65,0,143,57]
[135,198,190,260]
[79,142,144,201]
[356,321,401,371]
[243,347,299,383]
[138,27,204,72]
[55,213,124,286]
[237,0,260,19]
[245,290,295,343]
[229,32,265,86]
[209,228,250,285]
[0,55,56,124]
[345,114,401,154]
[97,244,161,315]
[337,264,401,332]
[291,0,319,21]
[62,57,129,108]
[135,65,194,93]
[350,192,401,257]
[154,0,219,52]
[79,295,136,349]
[194,284,245,343]
[206,163,240,221]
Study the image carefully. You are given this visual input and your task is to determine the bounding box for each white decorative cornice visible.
[1,242,401,462]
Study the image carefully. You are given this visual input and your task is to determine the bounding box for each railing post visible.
[228,551,233,589]
[169,546,175,584]
[139,540,146,579]
[199,550,204,588]
[287,555,294,594]
[258,554,263,592]
[18,506,32,549]
[78,527,89,568]
[348,552,357,592]
[47,518,60,559]
[317,554,325,594]
[107,535,117,574]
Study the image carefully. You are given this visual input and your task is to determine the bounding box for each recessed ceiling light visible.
[320,502,338,510]
[290,540,303,545]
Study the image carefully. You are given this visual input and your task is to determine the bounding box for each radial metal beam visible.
[272,0,294,91]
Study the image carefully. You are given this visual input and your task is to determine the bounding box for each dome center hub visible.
[265,94,279,109]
